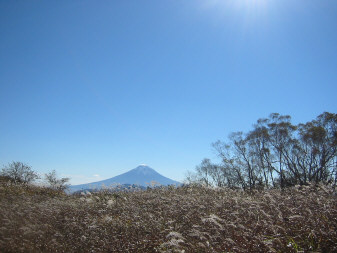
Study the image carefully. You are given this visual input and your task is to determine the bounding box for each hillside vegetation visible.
[1,181,336,252]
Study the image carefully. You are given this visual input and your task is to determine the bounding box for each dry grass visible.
[0,181,336,252]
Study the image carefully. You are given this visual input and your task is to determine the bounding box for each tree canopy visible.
[187,112,337,189]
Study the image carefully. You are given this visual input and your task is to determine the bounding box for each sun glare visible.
[203,0,269,13]
[199,0,270,31]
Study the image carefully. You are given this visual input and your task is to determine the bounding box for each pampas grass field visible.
[0,180,336,252]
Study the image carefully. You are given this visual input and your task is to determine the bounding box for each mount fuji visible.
[69,165,181,193]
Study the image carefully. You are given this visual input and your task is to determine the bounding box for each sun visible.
[236,0,269,10]
[204,0,269,12]
[199,0,270,26]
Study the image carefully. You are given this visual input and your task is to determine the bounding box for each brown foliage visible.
[0,182,336,252]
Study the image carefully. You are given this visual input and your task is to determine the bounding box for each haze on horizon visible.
[1,0,336,185]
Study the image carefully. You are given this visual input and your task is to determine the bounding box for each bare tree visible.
[297,112,337,184]
[44,170,70,191]
[194,159,213,187]
[213,140,248,189]
[0,162,39,184]
[246,120,274,188]
[187,112,337,190]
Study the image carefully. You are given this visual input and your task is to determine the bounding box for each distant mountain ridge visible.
[69,165,181,193]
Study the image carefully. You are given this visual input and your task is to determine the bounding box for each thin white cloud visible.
[63,174,103,185]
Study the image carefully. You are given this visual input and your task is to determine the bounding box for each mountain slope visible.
[69,165,181,192]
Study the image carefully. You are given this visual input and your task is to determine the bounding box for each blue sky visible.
[1,0,336,184]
